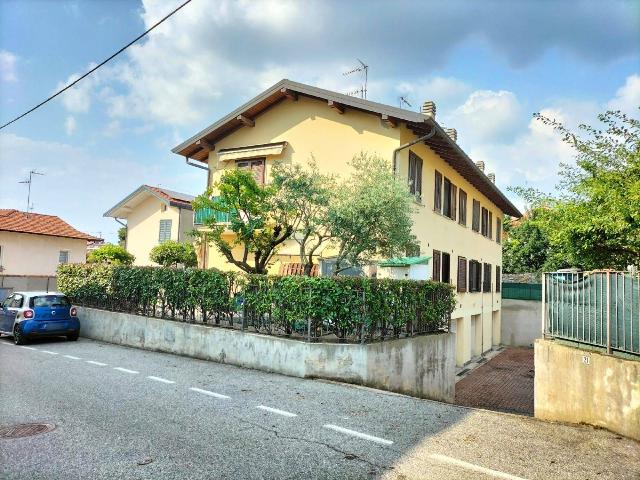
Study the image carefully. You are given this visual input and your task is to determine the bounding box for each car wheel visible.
[67,333,79,341]
[13,324,26,345]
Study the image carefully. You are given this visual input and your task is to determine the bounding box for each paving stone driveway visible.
[455,347,535,416]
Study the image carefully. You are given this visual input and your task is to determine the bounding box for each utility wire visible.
[0,0,192,131]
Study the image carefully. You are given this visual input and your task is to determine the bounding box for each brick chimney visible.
[444,127,457,143]
[487,172,496,183]
[421,101,436,118]
[475,161,485,172]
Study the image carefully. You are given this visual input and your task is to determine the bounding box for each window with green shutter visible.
[158,219,172,243]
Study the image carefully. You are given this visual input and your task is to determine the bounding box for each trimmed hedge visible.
[57,264,455,341]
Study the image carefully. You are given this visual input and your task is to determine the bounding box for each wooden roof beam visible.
[196,139,215,152]
[281,88,298,101]
[237,114,255,127]
[381,114,397,128]
[328,100,344,114]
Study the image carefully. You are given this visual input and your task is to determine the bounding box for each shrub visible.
[149,241,197,268]
[88,244,135,265]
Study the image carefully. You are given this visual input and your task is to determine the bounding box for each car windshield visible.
[30,295,71,308]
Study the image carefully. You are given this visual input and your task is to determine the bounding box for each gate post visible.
[606,271,612,354]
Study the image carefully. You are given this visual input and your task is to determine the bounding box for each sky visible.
[0,0,639,242]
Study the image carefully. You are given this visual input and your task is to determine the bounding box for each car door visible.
[4,294,22,333]
[0,294,14,333]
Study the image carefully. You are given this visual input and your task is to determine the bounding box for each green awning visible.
[379,256,431,267]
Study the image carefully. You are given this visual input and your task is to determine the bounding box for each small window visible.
[432,250,441,282]
[496,217,502,244]
[408,151,423,200]
[159,219,172,243]
[483,263,492,292]
[236,158,265,185]
[472,200,480,232]
[457,256,467,293]
[59,250,69,264]
[458,190,467,226]
[443,178,457,220]
[469,260,482,292]
[434,170,443,212]
[496,266,501,292]
[441,252,451,283]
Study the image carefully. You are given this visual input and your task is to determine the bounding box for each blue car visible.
[0,291,80,345]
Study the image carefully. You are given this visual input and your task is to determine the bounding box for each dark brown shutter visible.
[442,252,451,283]
[488,211,493,239]
[457,256,467,292]
[432,250,441,282]
[483,263,492,292]
[416,155,422,199]
[408,153,416,195]
[496,217,502,244]
[459,190,467,226]
[496,266,501,292]
[451,184,457,221]
[472,200,480,232]
[434,171,442,212]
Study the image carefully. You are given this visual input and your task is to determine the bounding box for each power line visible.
[0,0,192,131]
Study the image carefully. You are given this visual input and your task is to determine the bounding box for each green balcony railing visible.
[194,198,232,225]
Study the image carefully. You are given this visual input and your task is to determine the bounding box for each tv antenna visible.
[18,169,44,212]
[343,58,368,99]
[399,95,412,109]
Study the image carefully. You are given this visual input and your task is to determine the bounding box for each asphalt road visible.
[1,336,638,480]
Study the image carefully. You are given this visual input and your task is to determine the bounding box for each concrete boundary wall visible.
[535,339,640,440]
[78,307,455,402]
[501,299,542,347]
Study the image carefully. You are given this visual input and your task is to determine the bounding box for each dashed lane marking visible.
[63,355,81,360]
[86,360,108,366]
[147,376,175,384]
[40,350,59,355]
[323,424,393,446]
[189,387,230,399]
[114,367,139,374]
[20,346,38,350]
[429,454,529,480]
[256,405,297,417]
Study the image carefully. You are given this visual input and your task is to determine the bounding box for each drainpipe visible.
[392,124,436,175]
[185,156,209,171]
[113,217,127,250]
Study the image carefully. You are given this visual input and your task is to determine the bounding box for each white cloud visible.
[0,50,18,82]
[64,116,76,136]
[103,120,121,138]
[396,77,471,112]
[608,74,640,115]
[55,65,100,114]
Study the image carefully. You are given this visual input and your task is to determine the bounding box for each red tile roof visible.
[0,209,100,241]
[145,185,194,208]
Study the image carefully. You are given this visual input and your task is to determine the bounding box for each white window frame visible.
[59,250,70,264]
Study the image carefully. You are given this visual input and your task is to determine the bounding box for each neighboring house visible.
[172,79,522,367]
[0,209,98,277]
[104,185,195,266]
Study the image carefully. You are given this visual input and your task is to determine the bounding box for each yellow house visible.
[104,185,195,266]
[172,79,522,367]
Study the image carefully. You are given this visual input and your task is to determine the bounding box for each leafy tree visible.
[502,212,550,273]
[271,159,336,275]
[510,109,640,270]
[117,227,127,247]
[329,153,417,274]
[87,244,135,265]
[192,169,295,274]
[149,240,197,268]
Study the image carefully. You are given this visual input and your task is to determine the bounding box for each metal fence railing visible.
[543,270,640,356]
[502,282,542,301]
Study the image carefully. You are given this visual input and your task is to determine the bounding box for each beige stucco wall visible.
[126,196,194,266]
[197,95,504,365]
[535,339,640,440]
[0,231,87,276]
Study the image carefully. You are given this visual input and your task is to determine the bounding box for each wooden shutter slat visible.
[432,250,441,282]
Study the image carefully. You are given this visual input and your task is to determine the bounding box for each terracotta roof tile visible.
[145,185,194,208]
[0,209,100,241]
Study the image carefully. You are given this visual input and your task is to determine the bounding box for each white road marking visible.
[256,405,297,417]
[429,454,529,480]
[40,350,59,355]
[86,360,107,366]
[114,367,139,374]
[63,355,81,360]
[189,387,230,399]
[323,424,393,446]
[0,341,13,346]
[20,346,38,350]
[147,376,175,384]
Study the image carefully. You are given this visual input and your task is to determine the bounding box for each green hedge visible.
[57,264,455,341]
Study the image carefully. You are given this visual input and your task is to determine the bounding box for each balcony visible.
[194,197,233,225]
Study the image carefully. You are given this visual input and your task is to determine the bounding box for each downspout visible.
[392,124,436,175]
[177,207,182,242]
[185,155,210,268]
[113,217,127,250]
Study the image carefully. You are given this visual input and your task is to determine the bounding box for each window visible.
[408,151,423,200]
[443,178,457,220]
[469,260,482,292]
[159,219,172,243]
[496,266,501,293]
[472,199,480,232]
[457,256,467,293]
[236,158,265,184]
[432,250,441,282]
[496,217,502,244]
[441,252,451,283]
[481,207,489,237]
[11,294,24,308]
[488,211,493,239]
[59,250,69,264]
[30,295,70,308]
[483,263,492,292]
[434,170,443,212]
[458,189,467,226]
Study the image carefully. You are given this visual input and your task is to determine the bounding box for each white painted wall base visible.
[78,307,455,402]
[501,299,542,347]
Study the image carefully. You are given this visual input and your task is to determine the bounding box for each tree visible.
[149,240,197,268]
[192,169,295,274]
[329,152,417,274]
[117,227,127,247]
[271,159,336,275]
[88,244,135,265]
[511,109,640,270]
[502,212,550,273]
